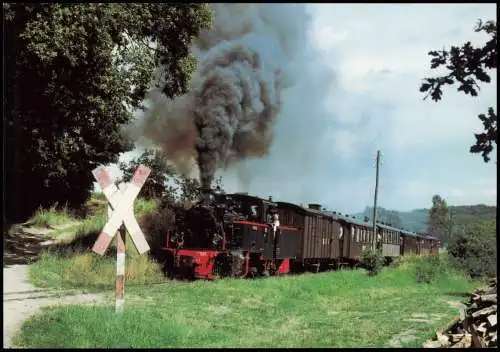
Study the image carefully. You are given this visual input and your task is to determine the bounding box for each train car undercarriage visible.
[162,248,292,280]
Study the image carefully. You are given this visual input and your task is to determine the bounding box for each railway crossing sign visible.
[91,164,151,312]
[91,165,151,256]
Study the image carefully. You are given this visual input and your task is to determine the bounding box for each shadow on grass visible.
[44,229,104,258]
[442,292,471,298]
[42,225,168,269]
[4,229,47,266]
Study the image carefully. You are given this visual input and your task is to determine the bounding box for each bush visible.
[448,221,496,278]
[361,247,384,276]
[141,205,177,263]
[415,255,441,284]
[413,254,470,284]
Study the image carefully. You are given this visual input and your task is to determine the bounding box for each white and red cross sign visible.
[91,165,151,256]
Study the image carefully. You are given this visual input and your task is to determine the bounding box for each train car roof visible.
[277,201,335,218]
[228,193,277,207]
[333,213,373,228]
[376,222,402,232]
[420,234,439,241]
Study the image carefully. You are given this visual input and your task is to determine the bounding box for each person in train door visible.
[271,210,280,239]
[376,230,382,251]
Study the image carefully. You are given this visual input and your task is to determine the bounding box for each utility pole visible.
[372,150,381,250]
[448,208,453,245]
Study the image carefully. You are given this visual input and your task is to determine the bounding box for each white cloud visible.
[311,25,349,52]
[302,3,497,211]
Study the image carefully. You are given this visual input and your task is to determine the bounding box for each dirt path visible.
[3,264,107,348]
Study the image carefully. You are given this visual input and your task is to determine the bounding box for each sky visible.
[105,3,497,214]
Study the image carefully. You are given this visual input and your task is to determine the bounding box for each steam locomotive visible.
[162,188,440,280]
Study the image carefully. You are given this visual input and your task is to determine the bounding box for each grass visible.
[28,194,163,290]
[29,203,75,228]
[29,252,164,291]
[35,195,158,242]
[16,255,483,348]
[25,193,157,233]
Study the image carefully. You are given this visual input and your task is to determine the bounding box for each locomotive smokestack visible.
[199,187,212,203]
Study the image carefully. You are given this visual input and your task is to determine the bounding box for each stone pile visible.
[424,278,497,348]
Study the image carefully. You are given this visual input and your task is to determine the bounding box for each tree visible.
[119,149,178,200]
[427,195,451,244]
[214,176,225,192]
[176,176,201,203]
[448,220,496,278]
[4,3,212,222]
[419,19,497,163]
[362,206,403,228]
[386,211,403,229]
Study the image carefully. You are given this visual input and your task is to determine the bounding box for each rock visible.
[449,334,465,343]
[436,332,450,347]
[423,340,442,348]
[475,322,488,335]
[487,314,497,327]
[480,294,497,304]
[428,282,497,348]
[471,305,497,319]
[451,333,471,348]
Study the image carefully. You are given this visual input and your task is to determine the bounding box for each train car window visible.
[351,227,355,241]
[356,228,360,242]
[339,226,344,239]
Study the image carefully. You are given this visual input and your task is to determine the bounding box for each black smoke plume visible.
[132,4,308,188]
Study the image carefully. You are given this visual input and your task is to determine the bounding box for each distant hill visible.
[355,204,496,233]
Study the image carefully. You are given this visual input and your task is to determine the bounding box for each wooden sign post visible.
[91,165,151,312]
